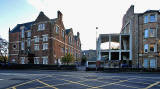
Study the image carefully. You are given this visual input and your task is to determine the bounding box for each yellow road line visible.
[59,78,99,88]
[114,83,139,89]
[6,80,37,89]
[6,75,51,89]
[87,77,137,89]
[36,79,58,89]
[142,81,159,89]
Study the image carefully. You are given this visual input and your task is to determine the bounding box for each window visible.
[42,56,48,64]
[149,29,156,37]
[56,26,59,33]
[12,59,16,63]
[150,14,156,22]
[21,41,24,50]
[69,36,72,44]
[144,44,148,53]
[144,15,148,23]
[34,57,40,64]
[21,29,24,38]
[27,31,31,37]
[150,59,156,68]
[62,30,64,37]
[154,44,157,52]
[42,43,48,50]
[144,29,149,38]
[27,38,31,47]
[150,44,154,52]
[65,48,68,53]
[34,44,39,50]
[34,36,39,43]
[21,57,25,64]
[38,24,45,30]
[61,47,64,53]
[144,59,148,68]
[42,34,48,42]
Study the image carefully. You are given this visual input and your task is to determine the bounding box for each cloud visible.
[27,0,46,11]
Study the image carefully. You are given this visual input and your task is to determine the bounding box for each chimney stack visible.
[57,10,63,21]
[9,27,11,32]
[77,32,80,37]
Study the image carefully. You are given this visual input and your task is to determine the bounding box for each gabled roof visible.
[35,11,50,23]
[10,21,34,33]
[65,29,71,35]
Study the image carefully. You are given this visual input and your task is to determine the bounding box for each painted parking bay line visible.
[142,81,160,89]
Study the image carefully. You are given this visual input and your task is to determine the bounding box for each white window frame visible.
[34,57,40,64]
[21,57,25,64]
[144,59,148,68]
[21,29,24,38]
[21,41,24,50]
[42,56,48,64]
[149,44,155,52]
[144,44,148,53]
[144,15,148,23]
[34,44,39,51]
[150,59,156,68]
[27,38,31,47]
[144,29,149,38]
[38,24,45,31]
[149,28,156,37]
[154,44,157,52]
[150,14,156,22]
[42,43,48,50]
[27,31,31,37]
[42,34,48,42]
[34,36,39,43]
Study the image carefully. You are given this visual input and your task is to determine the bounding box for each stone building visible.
[97,5,160,68]
[9,11,81,64]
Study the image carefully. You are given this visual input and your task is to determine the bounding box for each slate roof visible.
[9,21,34,33]
[10,11,58,34]
[65,29,71,35]
[35,11,50,23]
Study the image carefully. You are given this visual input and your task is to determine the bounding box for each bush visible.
[61,53,74,65]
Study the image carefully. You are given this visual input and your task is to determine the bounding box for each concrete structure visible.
[82,50,97,68]
[9,11,81,64]
[97,5,160,68]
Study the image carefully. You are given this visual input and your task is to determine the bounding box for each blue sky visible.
[0,0,38,40]
[1,0,160,50]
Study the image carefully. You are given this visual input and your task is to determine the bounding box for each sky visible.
[1,0,160,50]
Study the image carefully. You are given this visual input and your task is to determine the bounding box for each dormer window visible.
[38,24,45,30]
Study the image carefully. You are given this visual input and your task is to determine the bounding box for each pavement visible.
[0,70,160,89]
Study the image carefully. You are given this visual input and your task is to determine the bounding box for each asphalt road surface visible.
[0,70,160,89]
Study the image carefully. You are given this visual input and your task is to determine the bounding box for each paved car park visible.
[0,70,160,89]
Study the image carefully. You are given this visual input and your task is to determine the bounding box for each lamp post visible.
[96,27,101,70]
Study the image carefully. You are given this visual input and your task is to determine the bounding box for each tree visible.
[0,37,8,64]
[81,55,87,66]
[61,53,74,65]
